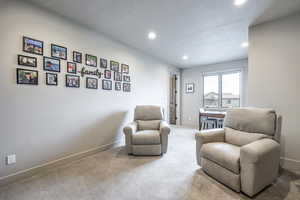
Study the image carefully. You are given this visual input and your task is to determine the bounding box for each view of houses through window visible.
[203,71,240,109]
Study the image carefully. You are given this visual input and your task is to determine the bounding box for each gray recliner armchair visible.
[195,108,282,197]
[123,105,171,156]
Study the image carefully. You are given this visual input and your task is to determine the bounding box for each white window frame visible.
[202,69,242,110]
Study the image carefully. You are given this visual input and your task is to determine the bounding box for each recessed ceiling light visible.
[182,55,189,60]
[148,31,156,40]
[241,42,249,48]
[234,0,247,6]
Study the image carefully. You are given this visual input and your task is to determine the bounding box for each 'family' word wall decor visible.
[16,35,132,92]
[79,67,102,79]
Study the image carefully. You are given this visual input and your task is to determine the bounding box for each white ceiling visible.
[25,0,300,68]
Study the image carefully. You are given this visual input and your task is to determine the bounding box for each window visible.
[203,71,241,109]
[203,75,219,108]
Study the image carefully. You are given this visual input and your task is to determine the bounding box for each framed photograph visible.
[86,54,97,67]
[46,73,58,86]
[51,44,67,60]
[110,60,119,72]
[123,83,131,92]
[18,55,37,67]
[66,75,80,88]
[73,51,82,63]
[16,68,38,85]
[121,64,129,74]
[102,80,112,90]
[186,83,194,93]
[43,57,60,72]
[123,75,130,82]
[23,36,43,55]
[86,77,98,89]
[114,72,122,81]
[67,62,77,74]
[115,82,121,91]
[104,70,111,79]
[100,58,107,68]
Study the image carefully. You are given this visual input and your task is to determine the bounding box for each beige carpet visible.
[0,126,299,200]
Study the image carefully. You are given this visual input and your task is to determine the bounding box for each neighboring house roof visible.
[204,92,239,100]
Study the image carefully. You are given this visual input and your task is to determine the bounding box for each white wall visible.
[0,0,179,178]
[181,59,248,127]
[248,12,300,172]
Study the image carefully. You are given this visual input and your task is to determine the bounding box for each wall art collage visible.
[16,36,131,92]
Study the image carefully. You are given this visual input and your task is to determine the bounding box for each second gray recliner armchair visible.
[196,108,282,197]
[123,105,171,156]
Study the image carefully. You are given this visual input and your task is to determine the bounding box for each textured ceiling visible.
[25,0,300,68]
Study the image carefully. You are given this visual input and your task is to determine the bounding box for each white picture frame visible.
[186,83,194,93]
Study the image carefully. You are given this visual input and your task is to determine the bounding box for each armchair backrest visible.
[224,108,282,145]
[224,107,276,136]
[134,105,164,121]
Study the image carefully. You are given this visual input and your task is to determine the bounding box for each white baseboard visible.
[280,157,300,174]
[0,140,121,187]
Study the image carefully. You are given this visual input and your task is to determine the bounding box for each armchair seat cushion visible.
[201,142,240,174]
[132,130,161,145]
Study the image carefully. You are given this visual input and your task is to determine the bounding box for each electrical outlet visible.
[188,117,192,121]
[6,154,16,165]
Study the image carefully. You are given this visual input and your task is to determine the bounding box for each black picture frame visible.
[66,74,80,88]
[23,36,43,55]
[115,82,121,91]
[51,44,67,60]
[67,62,77,74]
[123,83,131,92]
[73,51,82,63]
[114,72,122,81]
[46,73,58,86]
[121,64,129,74]
[123,75,130,82]
[110,60,119,72]
[104,70,111,79]
[86,54,97,67]
[43,56,61,72]
[18,55,37,68]
[86,77,98,89]
[16,68,38,85]
[102,80,112,90]
[186,83,194,93]
[100,58,107,68]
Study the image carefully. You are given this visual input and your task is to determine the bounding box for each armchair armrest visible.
[240,138,280,164]
[195,128,225,144]
[160,121,170,135]
[240,138,280,196]
[123,122,137,135]
[160,121,170,154]
[123,122,137,154]
[195,128,225,166]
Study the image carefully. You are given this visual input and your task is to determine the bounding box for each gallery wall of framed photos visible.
[17,36,131,92]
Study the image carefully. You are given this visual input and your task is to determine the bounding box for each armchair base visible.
[202,158,241,192]
[132,144,162,156]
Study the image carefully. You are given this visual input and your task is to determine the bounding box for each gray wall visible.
[248,12,300,171]
[0,0,179,178]
[181,59,248,127]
